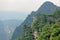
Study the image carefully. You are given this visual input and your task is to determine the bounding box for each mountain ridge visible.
[11,1,60,40]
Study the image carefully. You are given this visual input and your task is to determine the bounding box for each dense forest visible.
[15,10,60,40]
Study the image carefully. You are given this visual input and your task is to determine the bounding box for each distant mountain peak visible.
[43,1,54,5]
[41,1,56,7]
[37,1,60,14]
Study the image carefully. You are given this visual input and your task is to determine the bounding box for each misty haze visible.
[0,0,60,40]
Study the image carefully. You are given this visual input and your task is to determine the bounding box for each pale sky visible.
[0,0,60,20]
[0,0,60,12]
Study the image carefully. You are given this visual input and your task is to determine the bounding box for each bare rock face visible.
[33,30,38,39]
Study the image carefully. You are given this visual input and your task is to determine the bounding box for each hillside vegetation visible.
[11,2,60,40]
[15,10,60,40]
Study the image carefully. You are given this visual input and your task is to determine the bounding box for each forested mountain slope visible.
[11,1,60,40]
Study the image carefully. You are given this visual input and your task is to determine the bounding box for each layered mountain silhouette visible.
[0,21,5,40]
[11,1,60,40]
[3,20,22,40]
[0,20,22,40]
